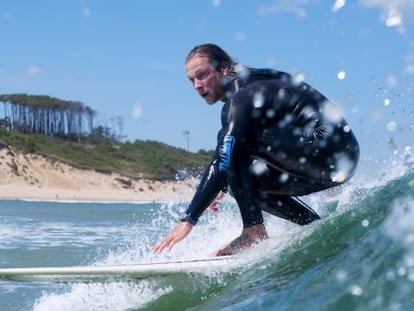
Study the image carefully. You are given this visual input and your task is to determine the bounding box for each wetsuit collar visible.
[221,65,251,103]
[221,66,289,103]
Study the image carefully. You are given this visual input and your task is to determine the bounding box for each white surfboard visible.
[0,256,235,283]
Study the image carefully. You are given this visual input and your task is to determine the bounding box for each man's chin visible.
[205,97,218,105]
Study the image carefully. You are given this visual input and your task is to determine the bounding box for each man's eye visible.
[195,71,209,80]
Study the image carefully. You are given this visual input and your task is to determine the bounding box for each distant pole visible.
[182,130,190,152]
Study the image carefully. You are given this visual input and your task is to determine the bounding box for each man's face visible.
[186,54,226,104]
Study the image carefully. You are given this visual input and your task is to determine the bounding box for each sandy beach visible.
[0,146,197,202]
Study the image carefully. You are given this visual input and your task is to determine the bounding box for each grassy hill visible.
[0,130,214,180]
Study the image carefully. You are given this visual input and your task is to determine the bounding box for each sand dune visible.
[0,145,196,202]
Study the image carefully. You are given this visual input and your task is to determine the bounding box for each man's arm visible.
[206,190,226,212]
[151,133,233,254]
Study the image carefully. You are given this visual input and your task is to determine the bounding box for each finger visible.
[152,234,176,253]
[152,239,168,254]
[151,243,161,254]
[166,239,176,252]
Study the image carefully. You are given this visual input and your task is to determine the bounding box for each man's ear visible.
[220,67,229,77]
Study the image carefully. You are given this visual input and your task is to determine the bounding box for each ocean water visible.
[1,156,414,310]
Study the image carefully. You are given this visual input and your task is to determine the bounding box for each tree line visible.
[0,94,120,142]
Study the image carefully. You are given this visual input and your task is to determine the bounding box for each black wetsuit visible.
[182,68,360,227]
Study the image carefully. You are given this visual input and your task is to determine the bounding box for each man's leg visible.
[211,155,269,257]
[259,195,320,225]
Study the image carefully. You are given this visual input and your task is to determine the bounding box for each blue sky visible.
[1,0,413,167]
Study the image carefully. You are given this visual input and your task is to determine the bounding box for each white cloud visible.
[26,64,40,77]
[257,0,317,18]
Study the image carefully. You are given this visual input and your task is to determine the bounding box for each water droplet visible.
[331,171,346,183]
[278,88,286,100]
[253,92,264,108]
[386,13,402,27]
[250,159,267,175]
[336,269,347,283]
[386,121,397,132]
[235,64,250,79]
[386,74,398,87]
[322,101,343,123]
[292,73,305,85]
[235,31,246,42]
[266,109,275,118]
[26,64,40,77]
[405,64,414,74]
[132,102,143,119]
[330,153,354,183]
[397,267,406,277]
[332,0,346,12]
[337,70,346,80]
[212,0,221,8]
[386,270,396,282]
[279,173,289,183]
[299,157,307,164]
[350,285,363,296]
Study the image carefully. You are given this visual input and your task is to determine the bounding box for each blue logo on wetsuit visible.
[218,135,235,171]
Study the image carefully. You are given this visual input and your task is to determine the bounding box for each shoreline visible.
[0,181,196,203]
[0,147,196,203]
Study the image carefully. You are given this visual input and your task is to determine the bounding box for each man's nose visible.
[193,79,202,90]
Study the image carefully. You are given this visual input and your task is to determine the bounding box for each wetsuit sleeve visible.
[181,93,251,225]
[181,137,235,225]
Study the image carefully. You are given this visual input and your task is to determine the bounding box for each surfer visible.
[152,43,360,256]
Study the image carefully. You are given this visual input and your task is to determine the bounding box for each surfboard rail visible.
[0,256,235,283]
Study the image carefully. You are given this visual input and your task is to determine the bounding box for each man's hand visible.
[206,191,225,213]
[151,221,193,254]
